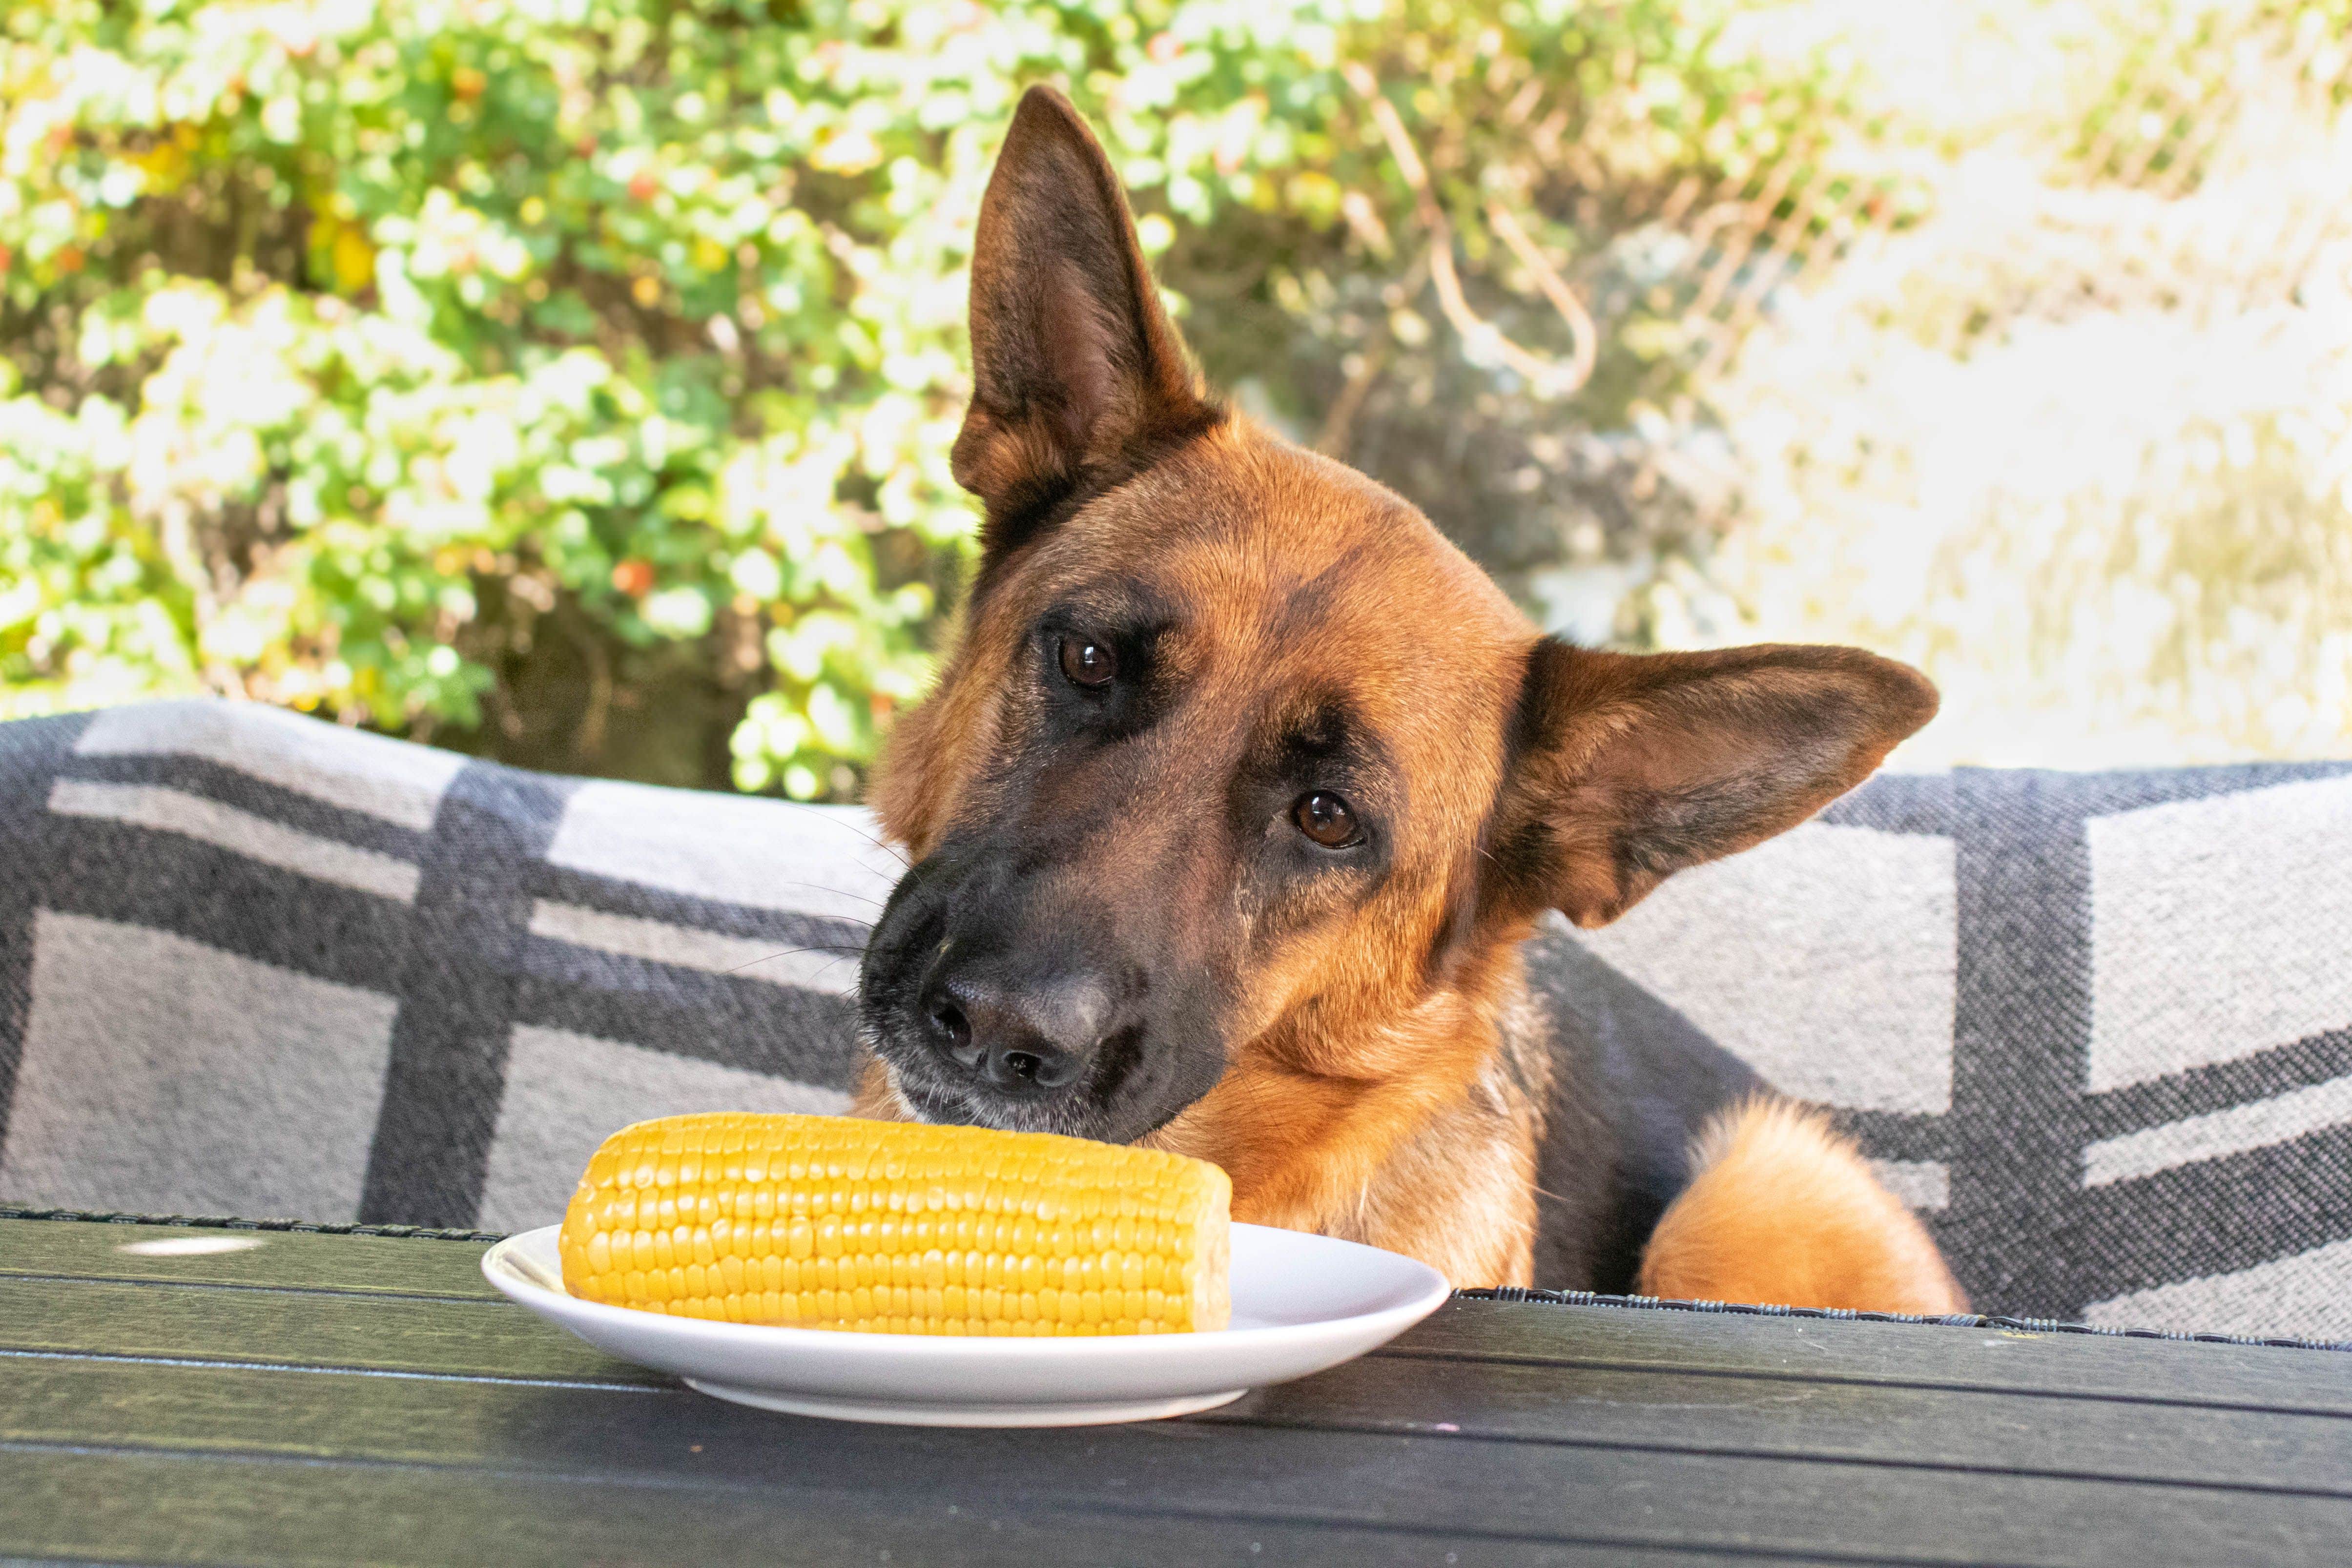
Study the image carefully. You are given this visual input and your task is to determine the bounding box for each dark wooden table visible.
[3,1215,2349,1567]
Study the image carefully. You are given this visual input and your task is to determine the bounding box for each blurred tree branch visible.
[1340,61,1597,400]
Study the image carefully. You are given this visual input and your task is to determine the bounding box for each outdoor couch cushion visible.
[1,700,2348,1341]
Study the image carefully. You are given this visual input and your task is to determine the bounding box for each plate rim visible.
[677,1380,1251,1427]
[481,1220,1451,1362]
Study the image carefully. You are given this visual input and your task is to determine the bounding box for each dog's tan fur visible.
[1641,1100,1967,1312]
[853,86,1963,1313]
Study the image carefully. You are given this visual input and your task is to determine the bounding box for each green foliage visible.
[0,0,1853,794]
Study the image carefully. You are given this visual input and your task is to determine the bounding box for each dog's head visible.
[856,88,1936,1151]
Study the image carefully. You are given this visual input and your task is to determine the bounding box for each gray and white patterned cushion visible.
[0,701,890,1235]
[1540,764,2352,1342]
[1,701,2348,1341]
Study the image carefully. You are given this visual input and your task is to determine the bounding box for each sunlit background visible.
[5,0,2350,792]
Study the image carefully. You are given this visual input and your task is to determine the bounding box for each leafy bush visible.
[0,0,1855,793]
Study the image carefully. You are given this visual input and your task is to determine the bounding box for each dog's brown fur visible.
[851,86,1964,1313]
[1640,1100,1967,1312]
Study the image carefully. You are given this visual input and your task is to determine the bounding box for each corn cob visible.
[558,1112,1232,1336]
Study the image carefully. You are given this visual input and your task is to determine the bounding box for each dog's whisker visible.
[774,801,913,867]
[764,879,891,911]
[721,944,868,975]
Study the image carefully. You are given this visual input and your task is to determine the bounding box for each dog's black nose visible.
[923,972,1112,1093]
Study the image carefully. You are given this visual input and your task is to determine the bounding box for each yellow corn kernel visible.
[560,1113,1231,1336]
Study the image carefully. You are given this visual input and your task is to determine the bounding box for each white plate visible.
[482,1222,1448,1427]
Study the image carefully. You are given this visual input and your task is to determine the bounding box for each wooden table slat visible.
[1212,1348,2352,1494]
[1398,1300,2352,1417]
[14,1213,2352,1417]
[2,1361,2344,1568]
[0,1277,660,1386]
[15,1261,2352,1432]
[0,1218,498,1301]
[7,1283,2350,1498]
[0,1447,1780,1568]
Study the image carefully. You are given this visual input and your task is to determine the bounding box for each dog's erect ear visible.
[952,84,1214,560]
[1486,640,1938,928]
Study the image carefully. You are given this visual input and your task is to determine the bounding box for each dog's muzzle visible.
[858,848,1221,1143]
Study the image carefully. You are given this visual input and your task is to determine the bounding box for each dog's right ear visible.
[1482,639,1939,930]
[952,85,1215,565]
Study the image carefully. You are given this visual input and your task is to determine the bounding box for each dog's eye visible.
[1058,636,1116,690]
[1293,791,1361,848]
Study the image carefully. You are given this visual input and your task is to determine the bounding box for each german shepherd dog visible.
[855,87,1965,1314]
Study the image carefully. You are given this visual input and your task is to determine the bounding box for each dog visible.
[852,85,1965,1315]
